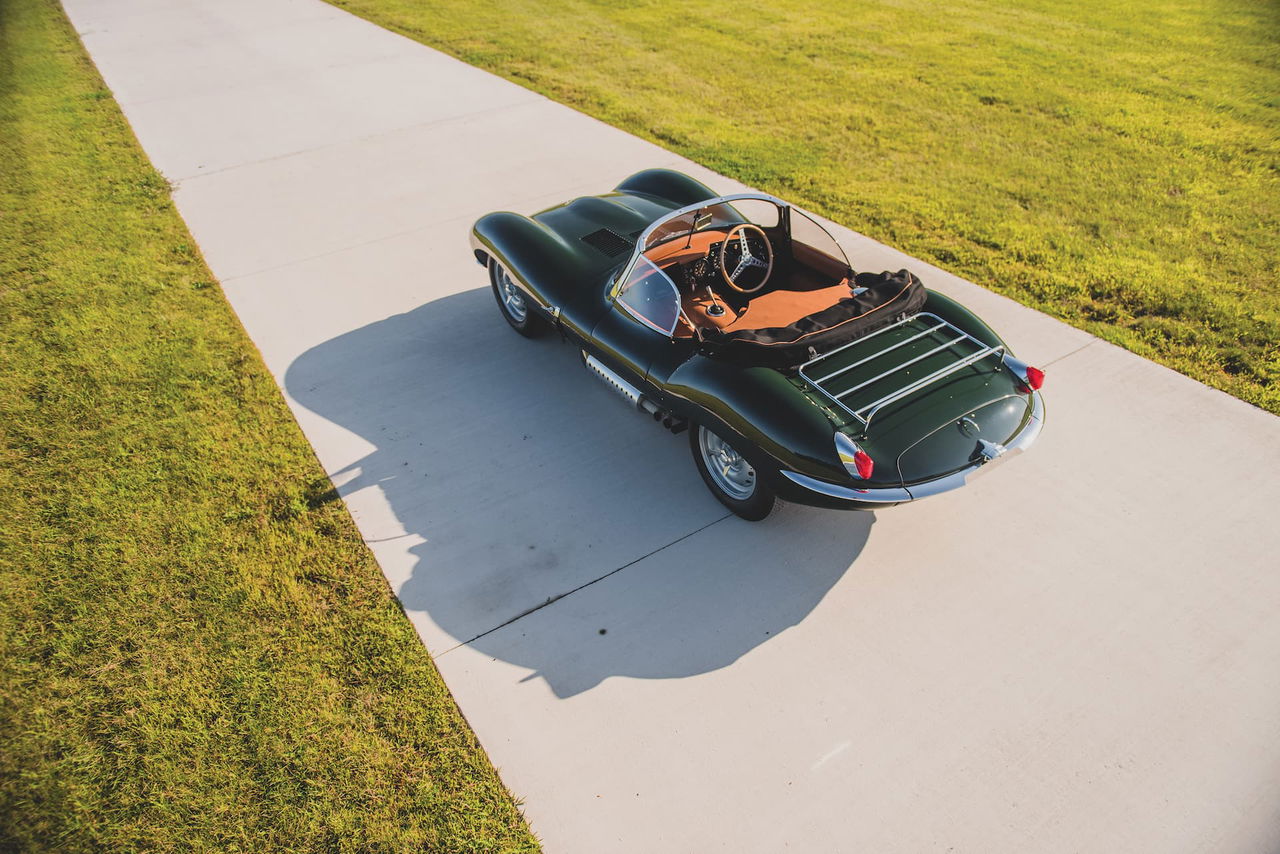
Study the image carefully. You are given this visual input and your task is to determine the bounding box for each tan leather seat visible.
[651,229,851,337]
[678,283,853,337]
[721,283,850,332]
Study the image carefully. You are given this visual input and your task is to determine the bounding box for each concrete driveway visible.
[63,0,1280,850]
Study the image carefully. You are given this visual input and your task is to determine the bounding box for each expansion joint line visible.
[437,513,732,656]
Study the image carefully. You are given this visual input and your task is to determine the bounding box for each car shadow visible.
[284,287,873,698]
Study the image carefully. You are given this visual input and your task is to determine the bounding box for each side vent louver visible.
[581,228,633,258]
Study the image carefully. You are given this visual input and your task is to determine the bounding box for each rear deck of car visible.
[794,313,1008,433]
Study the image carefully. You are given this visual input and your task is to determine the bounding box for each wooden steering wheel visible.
[719,223,774,293]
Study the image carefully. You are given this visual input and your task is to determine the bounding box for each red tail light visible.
[853,450,874,480]
[1005,356,1045,394]
[835,433,875,481]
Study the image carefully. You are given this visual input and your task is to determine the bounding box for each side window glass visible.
[790,208,851,280]
[617,257,680,336]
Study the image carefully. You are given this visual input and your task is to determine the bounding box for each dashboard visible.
[682,235,771,288]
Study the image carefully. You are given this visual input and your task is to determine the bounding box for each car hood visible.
[530,190,685,281]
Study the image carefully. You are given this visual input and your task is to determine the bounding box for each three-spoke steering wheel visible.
[718,223,774,293]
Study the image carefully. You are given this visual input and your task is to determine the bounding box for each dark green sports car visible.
[469,169,1045,520]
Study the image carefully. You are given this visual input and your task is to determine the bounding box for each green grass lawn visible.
[0,0,537,850]
[330,0,1279,413]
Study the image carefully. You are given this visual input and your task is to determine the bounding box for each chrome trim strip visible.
[614,192,790,297]
[899,389,1044,501]
[781,391,1044,505]
[779,470,913,504]
[619,302,678,336]
[615,256,682,337]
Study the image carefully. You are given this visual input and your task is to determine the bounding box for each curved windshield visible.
[616,256,681,335]
[613,193,853,339]
[643,198,782,253]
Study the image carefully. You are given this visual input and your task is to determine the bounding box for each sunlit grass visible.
[0,0,536,849]
[331,0,1279,412]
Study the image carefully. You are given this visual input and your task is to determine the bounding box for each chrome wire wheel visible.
[495,265,528,322]
[698,427,757,500]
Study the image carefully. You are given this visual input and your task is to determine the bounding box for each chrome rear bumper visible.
[779,391,1045,505]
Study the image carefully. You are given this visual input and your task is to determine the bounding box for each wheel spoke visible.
[496,267,527,321]
[699,427,757,501]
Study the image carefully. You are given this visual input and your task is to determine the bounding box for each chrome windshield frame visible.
[614,256,683,337]
[609,192,854,339]
[610,192,792,301]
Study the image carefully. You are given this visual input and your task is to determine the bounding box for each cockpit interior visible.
[630,199,856,339]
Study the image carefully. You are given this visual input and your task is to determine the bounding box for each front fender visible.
[470,212,594,313]
[614,168,717,208]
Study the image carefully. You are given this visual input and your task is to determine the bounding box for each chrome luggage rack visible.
[797,312,1006,430]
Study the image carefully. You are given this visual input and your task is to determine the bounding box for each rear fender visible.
[663,357,851,485]
[922,289,1006,352]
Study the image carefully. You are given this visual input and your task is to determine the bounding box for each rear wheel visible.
[691,424,776,521]
[489,259,548,337]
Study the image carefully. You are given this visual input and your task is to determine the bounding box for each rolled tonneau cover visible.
[703,269,928,368]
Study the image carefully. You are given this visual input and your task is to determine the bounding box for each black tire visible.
[489,259,549,338]
[690,423,777,521]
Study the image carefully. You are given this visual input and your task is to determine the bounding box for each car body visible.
[469,169,1045,520]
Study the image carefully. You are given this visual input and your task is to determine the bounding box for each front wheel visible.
[690,424,777,521]
[489,259,549,337]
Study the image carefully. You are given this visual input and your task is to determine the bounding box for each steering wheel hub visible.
[719,223,774,294]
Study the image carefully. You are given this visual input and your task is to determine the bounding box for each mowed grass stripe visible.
[0,0,536,850]
[329,0,1279,413]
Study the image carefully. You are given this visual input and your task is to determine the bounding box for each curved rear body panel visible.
[662,357,841,481]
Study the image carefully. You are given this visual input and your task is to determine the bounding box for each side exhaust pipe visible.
[582,352,687,434]
[583,352,645,408]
